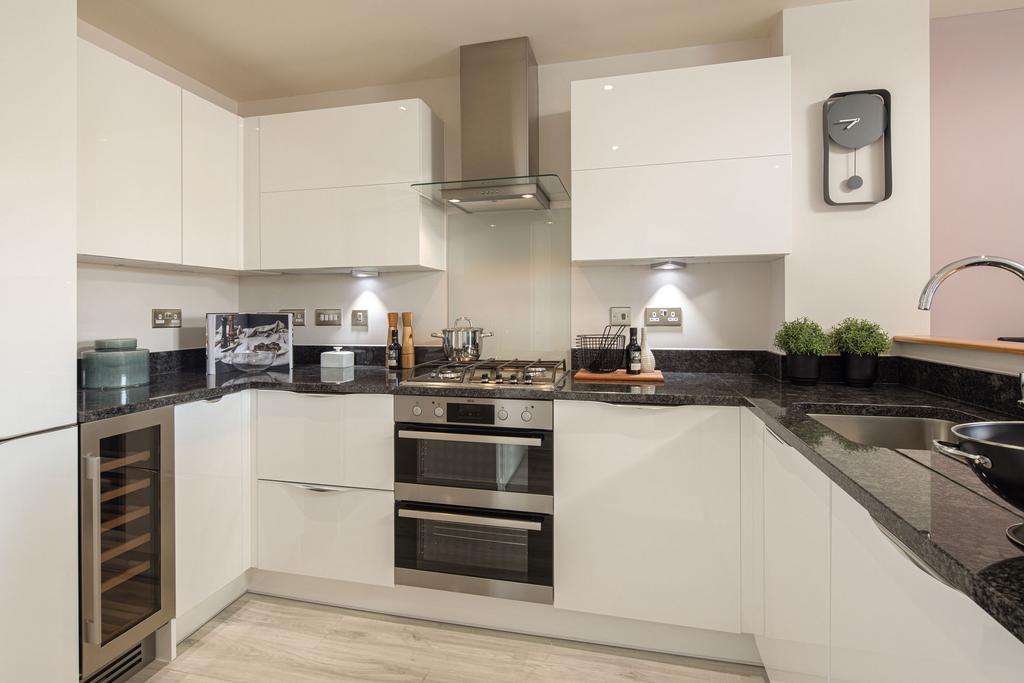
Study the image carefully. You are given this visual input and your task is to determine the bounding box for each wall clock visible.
[822,89,891,205]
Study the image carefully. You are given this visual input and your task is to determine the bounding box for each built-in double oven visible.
[393,395,553,604]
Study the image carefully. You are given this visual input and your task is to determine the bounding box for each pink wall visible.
[931,10,1024,339]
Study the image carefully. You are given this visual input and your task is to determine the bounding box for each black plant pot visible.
[785,354,821,385]
[842,353,878,387]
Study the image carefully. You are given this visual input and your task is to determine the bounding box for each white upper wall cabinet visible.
[570,57,791,263]
[78,39,183,264]
[254,99,444,272]
[182,90,243,270]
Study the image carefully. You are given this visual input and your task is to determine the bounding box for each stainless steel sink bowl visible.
[808,413,958,451]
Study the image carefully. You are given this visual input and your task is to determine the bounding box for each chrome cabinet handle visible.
[932,440,992,470]
[398,508,542,531]
[287,482,356,493]
[765,426,786,445]
[397,430,542,447]
[82,454,103,645]
[872,518,955,591]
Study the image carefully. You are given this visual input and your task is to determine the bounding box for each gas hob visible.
[404,358,567,390]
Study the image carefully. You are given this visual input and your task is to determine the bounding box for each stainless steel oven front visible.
[79,407,175,679]
[393,396,553,603]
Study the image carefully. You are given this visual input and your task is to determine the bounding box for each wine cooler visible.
[80,407,175,679]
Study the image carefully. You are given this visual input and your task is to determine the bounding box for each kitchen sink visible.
[808,413,958,451]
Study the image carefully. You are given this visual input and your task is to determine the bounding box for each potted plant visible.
[773,318,831,385]
[829,317,891,387]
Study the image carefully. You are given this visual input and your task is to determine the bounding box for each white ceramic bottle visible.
[640,327,656,373]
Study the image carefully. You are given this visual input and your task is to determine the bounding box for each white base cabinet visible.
[0,428,78,683]
[758,426,830,683]
[257,481,393,586]
[830,484,1024,683]
[255,392,393,490]
[174,394,247,618]
[553,401,741,633]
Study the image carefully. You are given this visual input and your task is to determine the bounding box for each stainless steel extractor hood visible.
[412,37,569,213]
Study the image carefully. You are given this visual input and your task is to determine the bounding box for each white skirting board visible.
[173,572,250,646]
[245,569,763,666]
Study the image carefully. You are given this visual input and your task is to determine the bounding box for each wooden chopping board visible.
[573,369,664,383]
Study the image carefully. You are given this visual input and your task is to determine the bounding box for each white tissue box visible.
[321,347,354,368]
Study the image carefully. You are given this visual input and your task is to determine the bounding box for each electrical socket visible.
[280,309,305,326]
[351,310,368,327]
[645,307,683,327]
[151,308,181,329]
[609,307,632,326]
[314,308,342,326]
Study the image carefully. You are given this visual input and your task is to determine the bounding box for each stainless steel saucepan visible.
[431,316,494,362]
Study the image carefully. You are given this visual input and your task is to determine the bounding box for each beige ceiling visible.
[78,0,1024,103]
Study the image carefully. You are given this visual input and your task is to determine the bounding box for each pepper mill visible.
[401,312,416,369]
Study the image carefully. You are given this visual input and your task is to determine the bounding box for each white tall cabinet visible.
[553,401,742,633]
[570,57,791,263]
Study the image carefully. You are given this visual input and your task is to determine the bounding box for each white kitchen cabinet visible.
[182,90,242,270]
[256,99,444,272]
[174,394,247,618]
[78,38,183,264]
[259,184,444,271]
[569,56,791,263]
[255,391,393,490]
[259,99,438,192]
[553,401,741,633]
[0,428,78,682]
[257,480,394,586]
[758,427,829,683]
[830,484,1024,683]
[740,409,765,636]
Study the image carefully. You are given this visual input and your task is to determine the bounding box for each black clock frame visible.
[822,88,892,206]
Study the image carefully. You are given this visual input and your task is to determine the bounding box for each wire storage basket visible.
[576,325,626,373]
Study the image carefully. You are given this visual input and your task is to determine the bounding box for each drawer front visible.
[257,480,393,586]
[256,391,345,486]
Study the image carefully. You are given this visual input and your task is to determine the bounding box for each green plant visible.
[773,318,831,356]
[829,318,891,356]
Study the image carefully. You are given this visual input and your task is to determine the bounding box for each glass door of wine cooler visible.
[80,407,175,678]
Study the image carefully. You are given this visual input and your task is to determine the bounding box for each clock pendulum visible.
[848,148,863,190]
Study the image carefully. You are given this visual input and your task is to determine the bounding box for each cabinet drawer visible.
[256,480,393,586]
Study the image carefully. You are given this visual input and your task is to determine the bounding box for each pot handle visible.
[932,440,992,470]
[430,332,444,339]
[482,332,494,338]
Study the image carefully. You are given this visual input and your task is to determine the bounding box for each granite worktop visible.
[77,364,1024,643]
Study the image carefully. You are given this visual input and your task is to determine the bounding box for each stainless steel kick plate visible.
[315,309,342,326]
[645,307,682,327]
[280,309,306,326]
[151,309,182,328]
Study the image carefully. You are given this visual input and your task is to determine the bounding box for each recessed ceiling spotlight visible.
[651,260,685,271]
[448,198,461,203]
[521,193,535,199]
[611,145,620,151]
[603,84,614,91]
[489,224,497,228]
[546,221,554,225]
[351,269,380,278]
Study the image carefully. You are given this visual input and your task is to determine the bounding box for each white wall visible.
[77,264,239,353]
[781,0,931,336]
[237,271,447,348]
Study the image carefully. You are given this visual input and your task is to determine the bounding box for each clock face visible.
[826,93,887,149]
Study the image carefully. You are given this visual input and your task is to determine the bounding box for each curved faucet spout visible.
[918,256,1024,310]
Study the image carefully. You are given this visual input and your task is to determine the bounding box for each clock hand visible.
[835,117,861,130]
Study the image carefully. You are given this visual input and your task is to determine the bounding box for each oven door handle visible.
[398,508,543,531]
[396,430,542,448]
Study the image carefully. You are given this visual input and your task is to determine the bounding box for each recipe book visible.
[205,312,294,375]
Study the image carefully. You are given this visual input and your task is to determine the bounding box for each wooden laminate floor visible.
[130,594,768,683]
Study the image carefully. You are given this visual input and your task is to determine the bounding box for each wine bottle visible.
[625,327,642,375]
[387,329,402,369]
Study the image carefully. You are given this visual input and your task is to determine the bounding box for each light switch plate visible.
[280,308,305,326]
[609,307,632,326]
[314,308,342,326]
[645,307,682,327]
[151,308,181,329]
[351,310,368,327]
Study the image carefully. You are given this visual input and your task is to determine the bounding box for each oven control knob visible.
[411,405,422,417]
[497,408,509,421]
[434,406,445,418]
[521,410,533,423]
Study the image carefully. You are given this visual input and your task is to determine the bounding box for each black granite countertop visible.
[77,365,1024,642]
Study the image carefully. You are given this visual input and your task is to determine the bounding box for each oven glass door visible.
[395,502,552,587]
[394,424,552,496]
